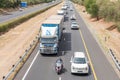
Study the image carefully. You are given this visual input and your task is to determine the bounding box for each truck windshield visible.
[41,37,57,43]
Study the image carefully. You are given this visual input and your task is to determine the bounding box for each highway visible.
[0,0,61,23]
[15,1,120,80]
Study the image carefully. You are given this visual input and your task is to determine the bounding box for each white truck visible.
[57,10,66,21]
[57,10,65,15]
[40,15,64,54]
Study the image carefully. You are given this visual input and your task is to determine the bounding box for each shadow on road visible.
[60,32,71,51]
[64,16,69,22]
[58,32,71,56]
[40,53,57,57]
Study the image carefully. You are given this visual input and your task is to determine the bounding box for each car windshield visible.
[56,59,62,63]
[73,58,86,64]
[72,22,77,25]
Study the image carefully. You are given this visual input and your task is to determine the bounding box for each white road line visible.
[59,77,61,80]
[64,38,65,41]
[22,50,40,80]
[62,51,64,55]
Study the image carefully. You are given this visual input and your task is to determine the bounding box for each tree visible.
[90,3,99,20]
[84,0,96,13]
[0,0,12,8]
[84,0,99,20]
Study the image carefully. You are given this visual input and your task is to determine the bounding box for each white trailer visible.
[40,15,64,54]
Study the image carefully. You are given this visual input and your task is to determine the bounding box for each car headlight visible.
[54,44,57,48]
[72,67,75,69]
[85,67,88,70]
[72,66,76,69]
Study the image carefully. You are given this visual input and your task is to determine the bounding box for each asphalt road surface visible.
[15,1,120,80]
[0,0,61,23]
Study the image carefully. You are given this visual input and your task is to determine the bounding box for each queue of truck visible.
[39,4,67,54]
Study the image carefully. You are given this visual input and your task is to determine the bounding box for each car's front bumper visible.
[71,67,89,74]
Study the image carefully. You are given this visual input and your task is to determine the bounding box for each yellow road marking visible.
[79,29,98,80]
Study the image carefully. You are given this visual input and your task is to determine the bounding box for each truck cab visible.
[40,26,59,54]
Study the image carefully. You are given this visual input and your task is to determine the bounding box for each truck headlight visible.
[40,43,44,48]
[53,44,57,48]
[72,66,75,69]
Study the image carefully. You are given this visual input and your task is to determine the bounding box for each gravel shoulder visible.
[0,2,63,79]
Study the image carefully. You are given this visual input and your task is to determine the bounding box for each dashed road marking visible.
[59,77,61,80]
[64,38,65,41]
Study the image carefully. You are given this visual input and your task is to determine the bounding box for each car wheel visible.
[71,72,73,74]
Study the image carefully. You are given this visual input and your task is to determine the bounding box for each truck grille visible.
[40,47,56,53]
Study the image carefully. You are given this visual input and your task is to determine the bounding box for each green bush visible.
[0,9,44,33]
[71,0,84,5]
[118,26,120,32]
[98,0,120,22]
[71,0,120,32]
[0,0,13,8]
[84,0,96,13]
[90,3,99,19]
[83,0,99,19]
[99,2,116,21]
[0,25,8,32]
[0,0,54,8]
[116,23,120,32]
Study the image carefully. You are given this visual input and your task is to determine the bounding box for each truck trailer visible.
[39,15,64,54]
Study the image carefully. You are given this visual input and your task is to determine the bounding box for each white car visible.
[70,52,89,74]
[70,8,73,11]
[61,6,67,10]
[71,21,79,29]
[70,14,76,20]
[70,7,73,11]
[57,10,65,15]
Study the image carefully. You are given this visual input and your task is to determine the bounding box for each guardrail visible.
[2,33,40,80]
[109,49,120,71]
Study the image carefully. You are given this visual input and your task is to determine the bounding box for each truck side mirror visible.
[70,57,73,63]
[63,27,65,30]
[87,61,89,64]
